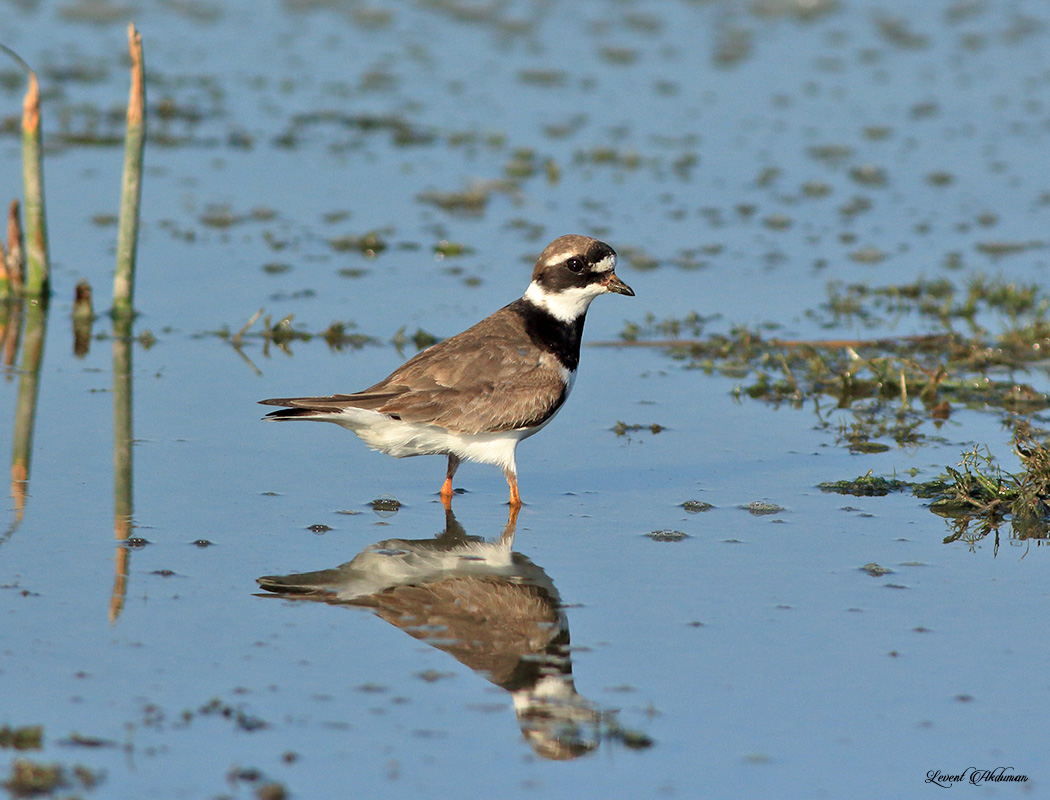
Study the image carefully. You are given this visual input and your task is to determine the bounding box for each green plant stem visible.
[112,314,133,531]
[11,297,48,517]
[21,73,48,297]
[113,23,145,319]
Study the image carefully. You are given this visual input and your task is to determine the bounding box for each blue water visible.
[1,1,1048,797]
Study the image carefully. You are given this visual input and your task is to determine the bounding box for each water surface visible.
[1,1,1048,797]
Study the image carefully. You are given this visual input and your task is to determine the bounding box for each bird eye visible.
[565,257,585,273]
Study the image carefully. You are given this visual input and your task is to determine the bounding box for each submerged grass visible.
[616,276,1050,449]
[617,276,1050,548]
[821,426,1050,552]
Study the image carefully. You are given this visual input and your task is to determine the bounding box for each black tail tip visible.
[262,407,317,420]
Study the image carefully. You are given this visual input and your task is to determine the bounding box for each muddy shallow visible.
[2,1,1049,797]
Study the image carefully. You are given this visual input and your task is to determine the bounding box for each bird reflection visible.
[257,507,622,760]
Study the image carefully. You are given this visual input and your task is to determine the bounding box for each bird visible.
[260,234,634,507]
[257,507,607,760]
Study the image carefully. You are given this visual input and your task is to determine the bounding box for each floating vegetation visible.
[975,240,1044,259]
[391,326,439,352]
[860,563,893,577]
[613,276,1050,546]
[2,757,102,796]
[613,276,1050,456]
[932,432,1050,547]
[646,529,688,542]
[822,428,1050,553]
[573,146,645,169]
[517,68,566,87]
[848,246,888,264]
[433,239,473,258]
[328,230,389,257]
[611,421,665,436]
[213,310,380,359]
[848,164,888,187]
[417,182,495,215]
[369,496,401,516]
[618,310,712,343]
[819,474,908,496]
[278,111,436,147]
[196,697,268,732]
[0,725,42,750]
[741,501,784,516]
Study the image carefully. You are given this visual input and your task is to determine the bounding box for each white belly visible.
[318,407,561,473]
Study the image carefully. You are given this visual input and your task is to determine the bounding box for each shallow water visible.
[2,1,1049,797]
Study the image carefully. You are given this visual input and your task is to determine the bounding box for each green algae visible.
[612,421,665,437]
[621,276,1050,544]
[819,475,909,496]
[619,275,1050,455]
[821,428,1050,550]
[0,725,43,750]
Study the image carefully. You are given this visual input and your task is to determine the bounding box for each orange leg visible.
[505,469,522,508]
[505,501,520,531]
[440,455,460,508]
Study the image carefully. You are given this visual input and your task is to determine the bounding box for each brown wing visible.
[261,305,567,434]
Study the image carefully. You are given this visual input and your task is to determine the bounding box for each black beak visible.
[604,272,635,297]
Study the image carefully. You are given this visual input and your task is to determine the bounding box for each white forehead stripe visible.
[594,254,616,273]
[524,281,605,323]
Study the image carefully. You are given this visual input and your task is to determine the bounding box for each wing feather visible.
[260,305,568,434]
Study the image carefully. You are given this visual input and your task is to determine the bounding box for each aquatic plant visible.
[821,427,1050,552]
[613,276,1050,452]
[113,23,146,318]
[0,46,48,297]
[614,276,1050,546]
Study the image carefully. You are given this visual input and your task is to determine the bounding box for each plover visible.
[260,234,634,506]
[257,507,604,759]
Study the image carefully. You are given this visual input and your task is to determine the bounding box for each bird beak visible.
[603,272,635,297]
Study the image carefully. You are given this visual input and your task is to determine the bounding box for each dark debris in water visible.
[741,501,784,516]
[391,326,440,353]
[197,698,268,733]
[370,497,402,517]
[328,230,390,257]
[682,500,714,513]
[279,111,437,148]
[1,757,102,796]
[58,732,117,749]
[612,421,665,436]
[860,563,893,577]
[611,726,654,750]
[226,762,289,800]
[211,310,381,357]
[0,725,43,751]
[646,529,688,542]
[417,183,496,216]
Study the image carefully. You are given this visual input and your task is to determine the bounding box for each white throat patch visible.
[523,281,604,323]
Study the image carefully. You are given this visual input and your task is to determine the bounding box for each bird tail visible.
[257,569,341,594]
[261,406,327,420]
[259,393,395,420]
[259,396,350,420]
